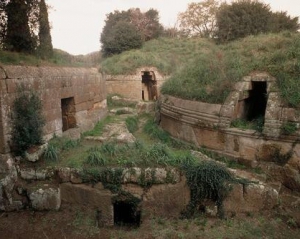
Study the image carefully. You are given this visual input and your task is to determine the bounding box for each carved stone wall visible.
[160,73,300,191]
[105,67,168,100]
[0,65,107,156]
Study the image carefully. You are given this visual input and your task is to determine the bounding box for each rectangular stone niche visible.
[61,97,76,131]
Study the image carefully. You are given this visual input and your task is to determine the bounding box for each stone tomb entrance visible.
[61,97,77,131]
[141,71,157,101]
[113,195,141,227]
[240,81,268,121]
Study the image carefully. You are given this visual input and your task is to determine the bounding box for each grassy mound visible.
[162,32,300,106]
[102,32,300,108]
[100,37,216,75]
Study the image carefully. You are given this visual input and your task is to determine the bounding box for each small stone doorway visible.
[61,97,76,131]
[141,71,157,101]
[113,200,141,227]
[243,81,268,121]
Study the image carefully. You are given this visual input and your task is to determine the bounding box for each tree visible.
[269,11,299,33]
[100,8,163,56]
[130,8,163,41]
[101,21,142,56]
[37,0,53,58]
[215,0,299,43]
[4,0,36,53]
[11,89,45,156]
[178,0,220,37]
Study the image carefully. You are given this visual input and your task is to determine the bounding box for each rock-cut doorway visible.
[141,71,157,101]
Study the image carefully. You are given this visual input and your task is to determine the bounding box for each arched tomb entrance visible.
[236,81,268,121]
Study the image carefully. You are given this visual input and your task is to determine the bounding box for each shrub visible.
[182,161,235,218]
[44,144,59,161]
[11,89,45,156]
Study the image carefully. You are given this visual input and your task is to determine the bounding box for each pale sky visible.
[47,0,300,55]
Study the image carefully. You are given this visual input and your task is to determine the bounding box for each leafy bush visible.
[11,89,45,156]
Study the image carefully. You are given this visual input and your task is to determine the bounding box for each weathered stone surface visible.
[136,102,155,114]
[223,182,278,215]
[143,178,190,219]
[122,167,180,184]
[111,95,138,106]
[29,188,61,211]
[123,167,142,183]
[0,65,107,155]
[57,167,71,183]
[106,67,167,100]
[121,184,144,199]
[70,169,83,184]
[88,121,136,143]
[60,183,114,226]
[24,144,48,162]
[62,128,81,140]
[110,107,135,115]
[0,160,18,209]
[19,167,54,181]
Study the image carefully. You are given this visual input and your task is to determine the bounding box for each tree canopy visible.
[215,0,299,43]
[178,0,220,38]
[100,8,163,57]
[0,0,53,56]
[37,0,53,58]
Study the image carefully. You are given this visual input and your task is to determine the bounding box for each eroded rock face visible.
[223,183,278,216]
[18,167,54,181]
[60,183,114,226]
[29,188,61,211]
[0,157,19,211]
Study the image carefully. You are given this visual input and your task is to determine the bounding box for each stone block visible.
[60,183,114,226]
[143,179,190,219]
[29,188,61,211]
[223,182,278,215]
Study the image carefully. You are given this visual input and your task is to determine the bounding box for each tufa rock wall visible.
[0,65,107,156]
[105,67,168,101]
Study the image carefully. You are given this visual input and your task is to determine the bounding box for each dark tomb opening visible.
[142,71,157,101]
[113,201,141,227]
[244,81,267,121]
[61,97,77,131]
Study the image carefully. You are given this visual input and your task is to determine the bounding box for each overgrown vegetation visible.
[102,32,300,108]
[83,115,117,137]
[43,136,80,162]
[181,161,236,218]
[281,121,298,135]
[11,88,45,156]
[230,117,264,132]
[162,32,300,107]
[125,116,139,133]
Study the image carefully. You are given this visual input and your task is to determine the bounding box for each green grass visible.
[0,48,101,67]
[83,115,118,136]
[101,37,216,75]
[163,32,300,106]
